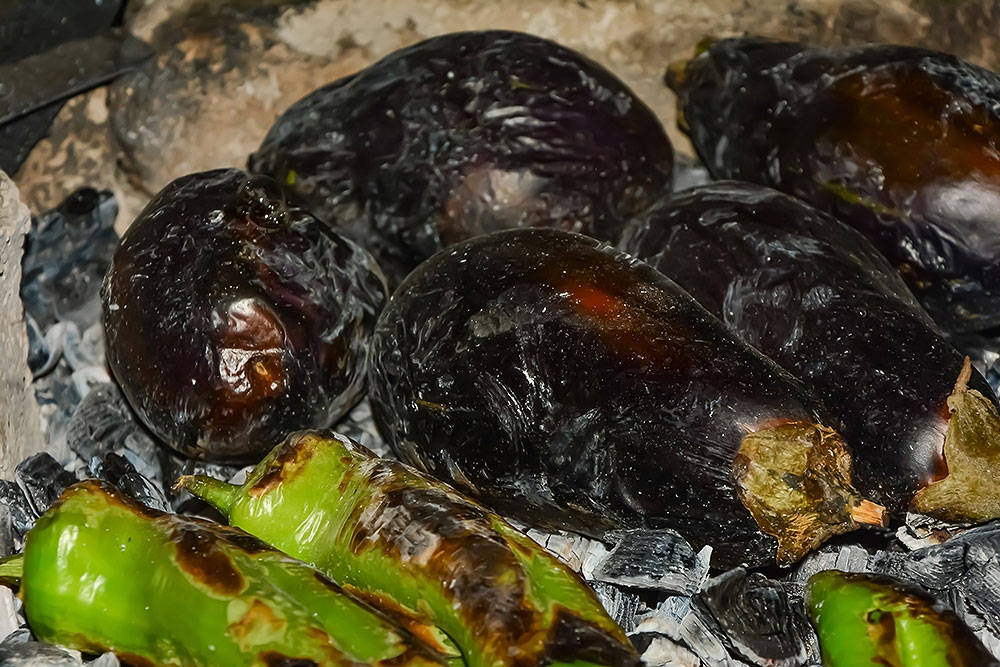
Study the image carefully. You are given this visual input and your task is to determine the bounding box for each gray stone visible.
[0,174,49,477]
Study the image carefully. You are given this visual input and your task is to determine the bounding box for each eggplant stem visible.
[850,499,888,527]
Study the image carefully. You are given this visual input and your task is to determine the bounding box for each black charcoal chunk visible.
[0,641,82,666]
[587,581,641,634]
[883,521,1000,636]
[695,568,811,667]
[0,505,15,560]
[14,453,76,518]
[66,383,152,464]
[20,188,118,332]
[24,313,58,378]
[88,453,169,513]
[672,153,712,192]
[634,596,750,666]
[0,482,36,538]
[592,529,710,595]
[334,400,389,457]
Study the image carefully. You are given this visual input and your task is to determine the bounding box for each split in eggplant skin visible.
[250,30,674,287]
[102,169,387,463]
[618,182,1000,522]
[368,228,884,568]
[667,37,1000,333]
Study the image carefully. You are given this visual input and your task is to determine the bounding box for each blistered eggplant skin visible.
[668,38,1000,333]
[369,228,872,567]
[250,30,673,286]
[619,182,998,516]
[102,169,387,463]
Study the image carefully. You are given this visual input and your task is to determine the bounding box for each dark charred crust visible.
[540,608,640,667]
[339,582,455,655]
[171,521,247,595]
[250,433,317,496]
[349,463,537,649]
[117,653,158,667]
[258,651,320,667]
[209,523,273,554]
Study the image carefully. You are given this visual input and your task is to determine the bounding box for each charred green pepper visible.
[179,429,640,667]
[0,479,449,667]
[667,37,1000,333]
[806,570,999,666]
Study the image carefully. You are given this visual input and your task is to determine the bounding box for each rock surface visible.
[0,175,49,476]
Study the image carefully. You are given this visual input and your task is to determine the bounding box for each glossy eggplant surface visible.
[250,30,674,286]
[619,182,1000,522]
[369,228,884,568]
[667,37,1000,333]
[102,169,387,463]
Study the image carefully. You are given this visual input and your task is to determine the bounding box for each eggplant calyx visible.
[911,358,1000,522]
[733,421,887,566]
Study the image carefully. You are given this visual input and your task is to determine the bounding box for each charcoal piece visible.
[0,106,61,177]
[884,521,1000,636]
[788,545,875,599]
[694,568,810,667]
[591,529,710,596]
[0,482,35,538]
[0,631,29,647]
[62,323,103,373]
[588,581,641,634]
[672,154,712,192]
[952,330,1000,397]
[0,31,152,125]
[522,526,609,576]
[634,596,749,666]
[633,636,699,667]
[87,453,169,513]
[34,364,83,454]
[0,506,14,560]
[0,641,82,666]
[14,454,76,518]
[20,188,118,332]
[0,0,123,175]
[24,313,58,378]
[66,383,139,468]
[333,399,389,457]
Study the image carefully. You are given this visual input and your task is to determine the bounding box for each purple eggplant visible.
[667,37,1000,333]
[619,181,1000,522]
[368,228,884,568]
[250,30,674,286]
[102,169,387,462]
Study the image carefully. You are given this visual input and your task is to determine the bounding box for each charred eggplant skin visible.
[618,182,999,517]
[668,37,1000,332]
[250,30,673,286]
[102,169,387,463]
[368,228,876,567]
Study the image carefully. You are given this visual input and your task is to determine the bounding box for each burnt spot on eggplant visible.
[368,228,884,567]
[666,37,1000,333]
[618,181,1000,521]
[172,522,247,596]
[249,30,673,287]
[102,168,388,463]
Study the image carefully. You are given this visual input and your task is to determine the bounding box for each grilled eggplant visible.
[250,30,674,286]
[102,169,387,462]
[667,37,1000,333]
[368,228,884,568]
[619,182,1000,521]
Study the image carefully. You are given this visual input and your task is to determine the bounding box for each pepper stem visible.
[0,554,23,587]
[733,421,886,566]
[174,475,239,516]
[910,357,1000,522]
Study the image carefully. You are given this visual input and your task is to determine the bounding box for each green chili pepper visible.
[178,430,639,667]
[805,570,999,667]
[0,479,451,667]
